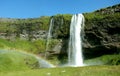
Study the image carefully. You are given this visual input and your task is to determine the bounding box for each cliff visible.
[0,16,50,41]
[83,4,120,59]
[49,4,120,60]
[0,4,120,62]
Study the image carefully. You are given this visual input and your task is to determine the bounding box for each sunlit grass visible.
[0,38,46,54]
[0,65,120,76]
[0,50,39,72]
[0,38,59,54]
[84,55,120,65]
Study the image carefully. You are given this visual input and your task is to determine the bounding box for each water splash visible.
[68,14,85,66]
[35,56,55,68]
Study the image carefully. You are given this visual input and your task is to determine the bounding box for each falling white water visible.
[68,14,85,66]
[45,18,54,58]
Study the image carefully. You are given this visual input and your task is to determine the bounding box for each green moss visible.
[52,14,72,38]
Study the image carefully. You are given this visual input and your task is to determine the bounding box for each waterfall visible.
[45,18,54,58]
[68,14,85,66]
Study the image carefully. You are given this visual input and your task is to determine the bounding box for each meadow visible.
[0,38,120,76]
[0,65,120,76]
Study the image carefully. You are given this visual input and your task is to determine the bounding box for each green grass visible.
[0,38,59,54]
[84,12,120,30]
[0,38,46,54]
[85,55,120,65]
[0,65,120,76]
[0,50,39,72]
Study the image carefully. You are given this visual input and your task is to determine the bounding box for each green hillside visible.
[0,50,39,71]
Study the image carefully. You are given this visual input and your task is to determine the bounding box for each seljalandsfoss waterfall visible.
[46,14,85,67]
[68,14,85,66]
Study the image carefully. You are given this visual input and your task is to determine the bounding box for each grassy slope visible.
[0,50,39,72]
[85,55,120,65]
[0,65,120,76]
[0,38,59,54]
[0,38,46,54]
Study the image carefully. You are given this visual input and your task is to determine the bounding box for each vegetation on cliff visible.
[83,4,120,59]
[0,4,120,66]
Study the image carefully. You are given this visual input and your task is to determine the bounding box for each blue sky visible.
[0,0,120,18]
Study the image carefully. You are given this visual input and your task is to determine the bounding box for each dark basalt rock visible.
[50,4,120,60]
[0,4,120,61]
[83,10,120,59]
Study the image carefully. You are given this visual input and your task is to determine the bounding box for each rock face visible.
[83,4,120,59]
[0,16,50,41]
[0,30,47,41]
[48,4,120,60]
[20,30,47,40]
[0,4,119,60]
[83,19,120,59]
